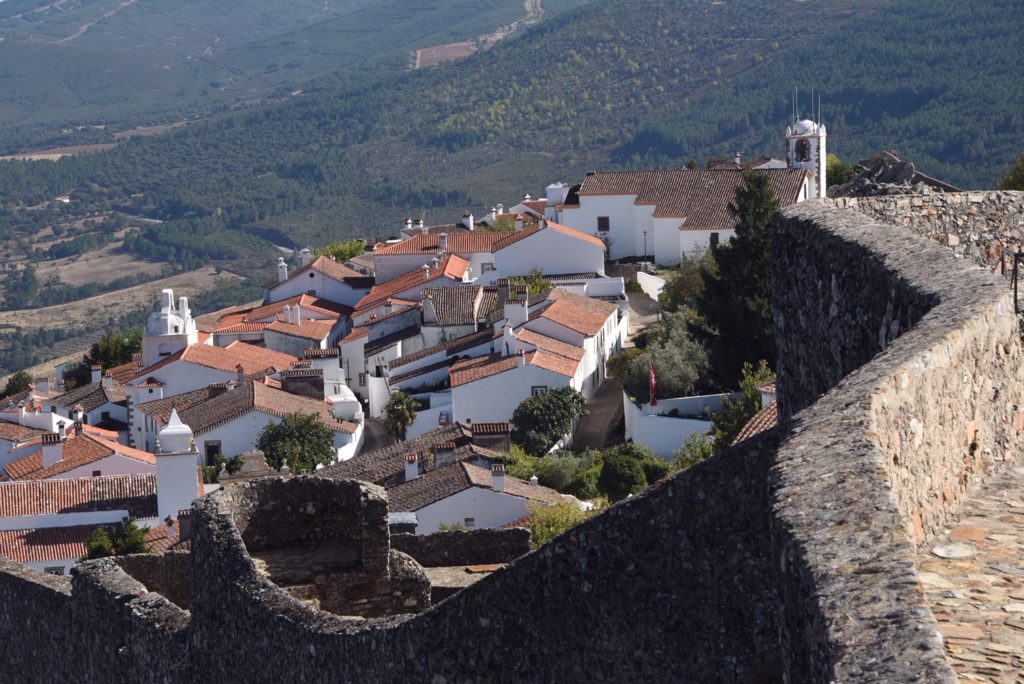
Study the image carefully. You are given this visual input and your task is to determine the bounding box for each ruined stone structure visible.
[1,201,1022,681]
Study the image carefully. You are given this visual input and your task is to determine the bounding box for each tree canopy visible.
[612,310,711,402]
[710,360,776,451]
[82,517,150,560]
[0,371,31,399]
[511,387,587,456]
[255,412,336,473]
[384,390,418,441]
[315,239,365,263]
[998,152,1024,191]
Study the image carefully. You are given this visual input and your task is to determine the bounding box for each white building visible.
[265,253,372,308]
[142,289,199,368]
[3,426,156,481]
[786,116,827,199]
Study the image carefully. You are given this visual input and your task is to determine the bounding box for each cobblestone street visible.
[914,460,1024,682]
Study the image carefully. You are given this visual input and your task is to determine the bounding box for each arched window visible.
[795,139,811,162]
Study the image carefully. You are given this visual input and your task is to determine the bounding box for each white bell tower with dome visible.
[142,288,199,367]
[786,115,827,199]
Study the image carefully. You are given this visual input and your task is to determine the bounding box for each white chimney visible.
[422,263,431,280]
[90,365,102,384]
[102,373,113,390]
[41,433,63,468]
[417,219,427,234]
[489,207,497,221]
[165,515,175,539]
[522,193,532,201]
[72,405,84,423]
[405,453,418,482]
[734,151,742,165]
[517,349,526,367]
[514,214,524,232]
[58,423,67,440]
[491,463,506,492]
[462,212,474,230]
[497,203,504,214]
[156,410,200,520]
[294,304,302,326]
[438,232,448,254]
[283,304,292,324]
[300,248,312,266]
[529,474,539,486]
[405,218,413,232]
[178,296,190,320]
[277,257,288,283]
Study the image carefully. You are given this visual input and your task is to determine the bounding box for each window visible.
[481,262,495,273]
[795,139,811,162]
[44,567,65,576]
[709,232,720,248]
[307,289,317,296]
[101,411,110,422]
[464,518,476,528]
[204,441,222,465]
[358,372,367,387]
[597,216,610,232]
[531,385,548,396]
[92,470,101,477]
[309,272,316,278]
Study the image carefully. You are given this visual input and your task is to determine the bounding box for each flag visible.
[649,361,657,406]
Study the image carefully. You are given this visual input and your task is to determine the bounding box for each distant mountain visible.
[1,0,1020,265]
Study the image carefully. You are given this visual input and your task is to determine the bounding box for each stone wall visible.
[830,191,1024,270]
[391,527,530,566]
[115,551,192,609]
[771,202,1024,682]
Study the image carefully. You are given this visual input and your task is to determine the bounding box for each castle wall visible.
[771,202,1023,681]
[390,527,530,566]
[830,190,1024,269]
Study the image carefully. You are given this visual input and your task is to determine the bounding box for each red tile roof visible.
[0,519,182,564]
[0,474,158,518]
[132,341,297,379]
[5,432,156,481]
[373,231,510,256]
[535,290,617,336]
[0,422,48,444]
[449,353,521,387]
[214,322,268,335]
[576,168,808,228]
[387,461,562,512]
[284,254,365,284]
[265,318,337,341]
[354,255,469,315]
[422,285,484,326]
[731,400,779,446]
[323,423,476,485]
[242,293,353,323]
[470,422,509,435]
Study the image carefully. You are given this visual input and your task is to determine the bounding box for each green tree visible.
[826,153,856,187]
[1,371,32,399]
[673,431,715,470]
[83,517,150,560]
[597,448,648,501]
[88,328,142,369]
[511,387,587,456]
[384,390,418,441]
[480,215,515,232]
[612,310,711,401]
[61,361,93,391]
[711,360,775,450]
[998,152,1024,190]
[507,267,553,298]
[696,170,779,386]
[315,239,365,262]
[658,248,715,313]
[256,412,336,473]
[527,500,601,548]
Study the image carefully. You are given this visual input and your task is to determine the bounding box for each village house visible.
[208,294,353,350]
[45,369,129,435]
[265,251,373,307]
[2,424,156,481]
[0,422,49,471]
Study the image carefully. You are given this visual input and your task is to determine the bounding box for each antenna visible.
[794,86,798,123]
[818,92,822,126]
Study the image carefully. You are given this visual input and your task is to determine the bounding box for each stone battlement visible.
[1,201,1021,682]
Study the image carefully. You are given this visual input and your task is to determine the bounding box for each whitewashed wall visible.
[52,454,155,480]
[411,487,532,534]
[267,269,369,307]
[622,392,714,459]
[494,227,605,278]
[452,365,569,424]
[636,272,665,300]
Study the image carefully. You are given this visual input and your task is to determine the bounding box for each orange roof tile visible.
[0,519,183,564]
[354,255,468,315]
[731,400,778,446]
[242,293,353,323]
[0,473,158,518]
[373,231,510,256]
[132,341,297,379]
[4,432,156,481]
[265,318,337,341]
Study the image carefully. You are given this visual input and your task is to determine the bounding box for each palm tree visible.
[384,390,418,441]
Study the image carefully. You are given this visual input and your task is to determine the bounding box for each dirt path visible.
[59,0,138,43]
[413,0,544,69]
[573,379,625,451]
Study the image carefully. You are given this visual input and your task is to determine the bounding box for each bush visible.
[511,387,587,456]
[673,432,715,470]
[527,500,599,548]
[598,449,648,501]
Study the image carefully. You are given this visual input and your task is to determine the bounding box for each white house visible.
[3,426,156,481]
[353,254,470,324]
[265,253,373,307]
[556,167,810,265]
[0,422,48,471]
[387,461,564,534]
[210,294,353,349]
[45,374,129,433]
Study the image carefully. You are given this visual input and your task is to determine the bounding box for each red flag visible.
[649,361,657,406]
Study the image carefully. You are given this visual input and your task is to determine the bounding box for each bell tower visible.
[786,108,827,199]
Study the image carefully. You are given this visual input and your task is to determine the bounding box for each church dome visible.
[791,119,819,136]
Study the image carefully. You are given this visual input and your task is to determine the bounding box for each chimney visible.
[529,474,539,486]
[73,421,83,436]
[497,203,504,214]
[417,218,427,234]
[734,151,742,165]
[72,405,84,423]
[300,248,312,267]
[404,453,418,482]
[156,410,200,521]
[404,217,413,233]
[277,257,288,283]
[164,515,175,539]
[490,207,497,221]
[90,365,102,384]
[18,403,25,424]
[522,193,532,201]
[102,373,113,390]
[462,212,474,230]
[438,232,448,254]
[294,304,302,327]
[178,511,192,542]
[491,463,506,492]
[58,422,67,440]
[207,383,229,399]
[422,263,431,280]
[517,349,526,367]
[236,364,244,386]
[538,218,546,230]
[41,433,63,468]
[514,214,524,232]
[283,304,292,324]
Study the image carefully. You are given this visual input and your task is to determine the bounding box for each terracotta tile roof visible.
[323,424,474,485]
[514,329,585,364]
[450,354,521,387]
[387,461,561,512]
[536,220,607,250]
[4,433,156,481]
[0,473,157,518]
[177,380,357,435]
[265,318,337,341]
[0,519,181,564]
[0,422,48,443]
[731,400,778,446]
[355,255,469,315]
[389,329,493,370]
[422,286,483,326]
[242,293,353,323]
[49,381,128,412]
[364,325,421,356]
[304,348,340,359]
[288,254,365,283]
[214,322,268,335]
[470,422,509,435]
[373,231,510,256]
[575,168,808,229]
[108,359,144,383]
[537,288,618,336]
[341,326,369,344]
[132,341,297,380]
[520,200,547,215]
